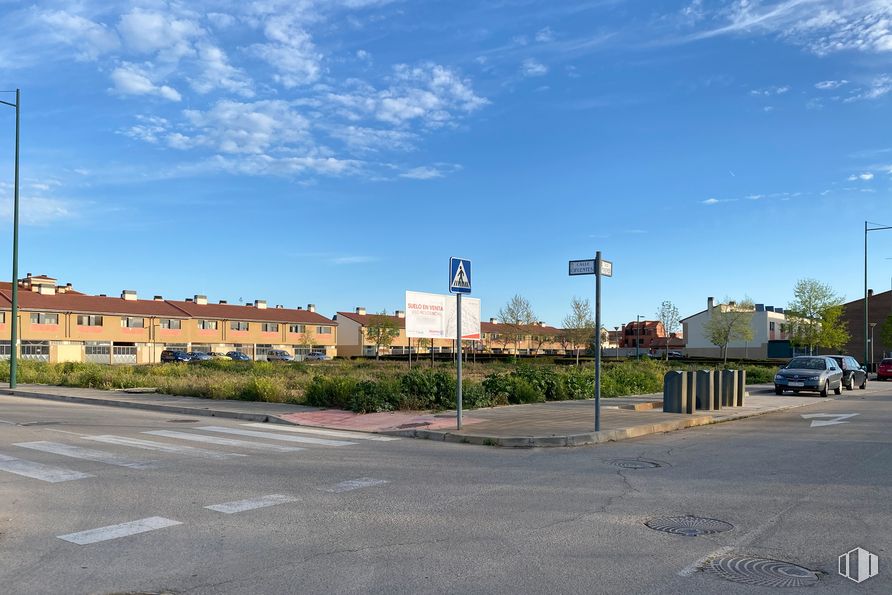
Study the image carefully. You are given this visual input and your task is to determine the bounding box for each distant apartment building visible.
[682,297,789,359]
[827,289,891,365]
[480,319,566,355]
[0,274,337,363]
[620,320,665,349]
[334,308,456,357]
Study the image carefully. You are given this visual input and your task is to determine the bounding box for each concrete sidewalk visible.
[0,383,836,447]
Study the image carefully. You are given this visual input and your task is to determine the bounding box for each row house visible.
[682,297,789,359]
[334,308,457,357]
[0,274,337,363]
[479,319,566,355]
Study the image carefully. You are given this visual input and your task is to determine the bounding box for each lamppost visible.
[864,222,892,368]
[1,89,20,389]
[870,322,878,368]
[636,314,644,360]
[614,325,620,360]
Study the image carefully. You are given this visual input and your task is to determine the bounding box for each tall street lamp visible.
[636,314,644,360]
[864,221,892,368]
[870,322,878,367]
[0,89,20,389]
[614,325,620,360]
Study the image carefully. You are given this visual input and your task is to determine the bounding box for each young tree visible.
[364,311,400,360]
[297,325,315,356]
[881,315,892,356]
[786,278,849,354]
[703,298,754,364]
[498,294,536,355]
[562,297,595,365]
[656,300,681,360]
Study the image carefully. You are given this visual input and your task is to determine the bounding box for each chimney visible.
[707,297,715,311]
[307,304,316,313]
[194,294,208,306]
[538,321,546,327]
[396,310,405,318]
[254,299,267,309]
[356,307,366,315]
[490,318,498,324]
[154,295,164,301]
[218,300,227,304]
[868,289,874,298]
[122,290,137,301]
[186,298,193,303]
[276,305,283,309]
[37,284,54,296]
[297,306,303,310]
[99,294,107,297]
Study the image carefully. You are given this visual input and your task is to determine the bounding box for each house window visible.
[160,319,182,330]
[230,321,249,331]
[317,326,332,334]
[77,315,103,326]
[197,320,218,330]
[289,324,306,333]
[121,317,144,328]
[30,313,59,325]
[769,322,775,331]
[0,312,5,323]
[262,323,279,332]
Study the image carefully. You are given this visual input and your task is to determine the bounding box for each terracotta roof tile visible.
[169,301,336,325]
[336,312,405,329]
[0,290,186,317]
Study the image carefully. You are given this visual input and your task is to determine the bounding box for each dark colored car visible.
[227,351,251,361]
[160,349,191,363]
[878,358,892,381]
[188,351,212,362]
[828,355,867,390]
[774,356,844,397]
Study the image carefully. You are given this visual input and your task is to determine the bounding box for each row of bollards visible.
[663,370,746,414]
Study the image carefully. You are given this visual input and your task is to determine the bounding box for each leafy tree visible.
[881,315,892,356]
[703,298,754,363]
[562,297,595,365]
[656,300,681,360]
[498,294,536,355]
[364,311,400,360]
[786,278,849,354]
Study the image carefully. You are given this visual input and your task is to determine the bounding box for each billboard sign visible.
[406,291,480,340]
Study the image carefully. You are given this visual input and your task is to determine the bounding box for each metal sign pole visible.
[595,251,602,432]
[456,292,463,430]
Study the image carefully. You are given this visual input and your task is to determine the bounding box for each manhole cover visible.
[166,419,199,423]
[645,515,734,537]
[708,556,819,587]
[609,459,662,469]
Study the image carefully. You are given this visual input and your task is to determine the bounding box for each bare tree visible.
[656,300,681,360]
[498,294,536,355]
[562,297,595,365]
[703,298,755,364]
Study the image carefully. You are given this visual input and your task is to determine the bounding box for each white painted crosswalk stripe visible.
[143,430,304,453]
[84,435,246,460]
[196,426,355,447]
[57,516,181,545]
[205,494,298,514]
[0,453,93,483]
[322,477,389,493]
[242,423,399,442]
[14,441,159,469]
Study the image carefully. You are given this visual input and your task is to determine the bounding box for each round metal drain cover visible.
[610,459,661,469]
[708,556,819,588]
[645,515,733,537]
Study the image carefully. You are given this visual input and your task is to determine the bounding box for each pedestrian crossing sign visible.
[449,257,472,294]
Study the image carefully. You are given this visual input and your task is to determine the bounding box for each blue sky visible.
[1,0,892,329]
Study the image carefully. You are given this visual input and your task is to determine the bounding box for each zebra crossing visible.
[0,422,397,484]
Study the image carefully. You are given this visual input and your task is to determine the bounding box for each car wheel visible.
[846,376,855,390]
[834,382,842,395]
[820,382,829,398]
[775,386,783,395]
[860,377,867,389]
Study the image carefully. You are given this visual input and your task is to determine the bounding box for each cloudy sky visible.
[1,0,891,327]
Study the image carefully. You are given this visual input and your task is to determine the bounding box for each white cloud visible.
[750,85,790,96]
[250,14,322,88]
[356,49,371,61]
[38,10,120,61]
[703,197,720,205]
[117,8,201,62]
[815,79,848,90]
[535,27,555,43]
[400,166,444,180]
[848,172,875,181]
[190,43,254,97]
[182,100,310,154]
[330,255,378,265]
[0,182,75,225]
[110,64,182,101]
[844,75,892,102]
[522,58,549,77]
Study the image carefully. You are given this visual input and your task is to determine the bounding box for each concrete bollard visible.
[663,371,687,414]
[712,370,723,410]
[695,370,715,411]
[685,370,696,414]
[721,370,738,407]
[736,369,746,406]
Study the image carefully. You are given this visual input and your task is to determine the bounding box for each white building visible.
[682,297,790,359]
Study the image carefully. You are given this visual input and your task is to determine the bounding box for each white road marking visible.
[242,423,399,442]
[322,477,389,493]
[143,430,304,453]
[801,413,859,427]
[205,494,298,514]
[84,435,246,460]
[0,418,16,425]
[0,453,93,483]
[44,428,84,437]
[677,546,733,577]
[57,516,181,545]
[196,426,355,447]
[14,441,158,469]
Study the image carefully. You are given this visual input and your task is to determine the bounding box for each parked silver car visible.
[266,349,294,362]
[774,356,843,397]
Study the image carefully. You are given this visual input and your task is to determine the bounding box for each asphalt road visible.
[1,382,891,594]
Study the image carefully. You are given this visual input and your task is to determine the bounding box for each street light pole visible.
[614,325,620,360]
[636,314,641,360]
[865,222,892,369]
[0,89,20,389]
[870,323,878,367]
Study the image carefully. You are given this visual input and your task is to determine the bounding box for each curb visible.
[0,388,298,426]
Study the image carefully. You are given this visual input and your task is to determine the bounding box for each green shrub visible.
[350,379,399,413]
[241,376,286,402]
[304,376,357,409]
[507,377,544,404]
